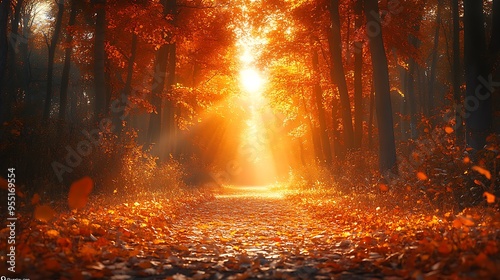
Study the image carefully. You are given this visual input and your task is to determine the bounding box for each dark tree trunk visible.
[147,44,168,146]
[59,0,77,121]
[364,0,397,175]
[328,0,354,150]
[0,0,8,86]
[113,33,137,135]
[93,0,107,119]
[368,85,375,150]
[452,0,464,143]
[353,0,363,149]
[43,1,65,121]
[428,0,442,122]
[4,0,23,117]
[312,49,333,165]
[491,0,500,133]
[463,0,492,149]
[301,97,324,163]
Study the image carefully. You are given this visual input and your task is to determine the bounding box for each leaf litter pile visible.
[1,180,500,279]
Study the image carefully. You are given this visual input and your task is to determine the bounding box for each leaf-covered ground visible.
[1,185,500,279]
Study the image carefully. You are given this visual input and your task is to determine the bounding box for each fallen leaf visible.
[379,183,389,192]
[444,126,454,134]
[472,166,491,179]
[46,229,60,238]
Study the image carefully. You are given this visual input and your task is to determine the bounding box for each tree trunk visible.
[452,0,464,143]
[463,0,492,149]
[353,0,363,149]
[301,97,324,163]
[364,0,397,175]
[93,0,107,119]
[147,44,168,147]
[312,49,333,165]
[327,0,354,150]
[491,0,500,133]
[59,0,77,122]
[0,0,8,87]
[43,1,65,121]
[113,32,137,135]
[428,0,442,123]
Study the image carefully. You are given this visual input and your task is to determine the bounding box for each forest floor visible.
[2,184,500,280]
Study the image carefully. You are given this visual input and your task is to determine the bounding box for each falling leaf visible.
[472,166,491,179]
[68,176,94,210]
[34,204,56,222]
[417,172,428,181]
[444,126,454,134]
[0,177,7,190]
[379,183,389,192]
[31,193,41,205]
[463,157,470,164]
[484,192,496,204]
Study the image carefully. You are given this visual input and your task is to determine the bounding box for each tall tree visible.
[59,0,78,121]
[0,0,8,89]
[452,0,463,143]
[327,0,354,151]
[43,0,65,121]
[93,0,107,119]
[428,0,443,121]
[147,0,176,160]
[353,0,363,149]
[463,0,491,149]
[364,0,397,175]
[312,48,333,164]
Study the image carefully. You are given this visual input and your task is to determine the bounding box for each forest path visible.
[159,185,383,279]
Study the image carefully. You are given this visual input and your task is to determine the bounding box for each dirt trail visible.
[159,186,380,279]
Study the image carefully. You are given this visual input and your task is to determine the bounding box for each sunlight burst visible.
[240,68,264,93]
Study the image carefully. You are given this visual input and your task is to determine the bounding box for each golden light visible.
[240,68,264,93]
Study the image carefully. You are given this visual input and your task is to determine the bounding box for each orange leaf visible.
[31,193,40,205]
[463,157,470,164]
[444,126,454,134]
[379,183,389,192]
[68,176,94,210]
[437,241,453,255]
[34,204,56,222]
[417,172,428,181]
[484,192,496,204]
[472,166,491,179]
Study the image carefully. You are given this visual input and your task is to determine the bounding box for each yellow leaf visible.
[34,204,56,222]
[484,192,496,204]
[417,172,428,181]
[444,126,454,134]
[46,229,60,238]
[472,166,491,179]
[68,176,94,210]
